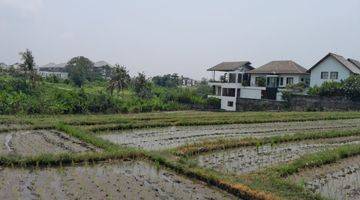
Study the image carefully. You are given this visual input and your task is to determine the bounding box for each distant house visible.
[94,61,113,79]
[207,60,309,111]
[38,65,68,79]
[308,53,360,87]
[181,77,198,87]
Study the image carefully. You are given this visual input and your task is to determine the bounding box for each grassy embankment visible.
[2,111,360,133]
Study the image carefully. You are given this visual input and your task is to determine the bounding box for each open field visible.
[99,119,360,150]
[289,155,360,200]
[0,160,237,200]
[0,130,101,157]
[1,111,360,199]
[197,136,360,174]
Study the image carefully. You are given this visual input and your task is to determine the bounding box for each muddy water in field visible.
[0,161,239,200]
[289,156,360,200]
[197,137,360,174]
[0,130,101,156]
[99,119,360,150]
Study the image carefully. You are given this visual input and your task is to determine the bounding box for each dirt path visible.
[197,136,360,174]
[99,118,360,150]
[0,160,239,200]
[0,130,101,156]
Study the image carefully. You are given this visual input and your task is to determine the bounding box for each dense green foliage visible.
[152,73,181,87]
[308,75,360,100]
[0,73,216,114]
[66,56,97,87]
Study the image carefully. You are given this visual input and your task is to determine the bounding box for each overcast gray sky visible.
[1,0,359,79]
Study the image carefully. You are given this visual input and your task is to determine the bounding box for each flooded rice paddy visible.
[99,119,360,150]
[0,160,239,200]
[196,136,360,174]
[0,130,101,156]
[289,156,360,200]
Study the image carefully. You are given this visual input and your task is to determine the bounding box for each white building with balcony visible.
[207,60,309,111]
[207,61,254,111]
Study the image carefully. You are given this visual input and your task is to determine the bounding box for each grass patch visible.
[2,111,360,132]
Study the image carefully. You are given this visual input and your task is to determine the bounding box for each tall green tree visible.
[133,72,153,99]
[19,49,39,88]
[107,64,130,95]
[65,56,95,87]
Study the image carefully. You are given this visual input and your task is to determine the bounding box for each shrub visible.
[343,75,360,101]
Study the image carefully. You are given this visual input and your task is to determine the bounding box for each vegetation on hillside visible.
[0,50,218,114]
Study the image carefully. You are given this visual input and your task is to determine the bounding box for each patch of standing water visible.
[196,137,360,174]
[4,134,13,152]
[99,119,360,150]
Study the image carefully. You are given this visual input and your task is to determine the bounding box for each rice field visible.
[98,119,360,150]
[196,136,360,174]
[0,160,237,200]
[289,156,360,200]
[0,130,101,156]
[1,111,360,200]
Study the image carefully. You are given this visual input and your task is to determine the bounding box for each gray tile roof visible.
[308,53,360,74]
[248,60,308,74]
[207,61,253,71]
[348,58,360,70]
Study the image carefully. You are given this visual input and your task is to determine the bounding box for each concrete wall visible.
[236,95,360,111]
[310,56,351,87]
[220,96,237,111]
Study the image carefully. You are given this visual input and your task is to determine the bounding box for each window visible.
[279,77,284,86]
[330,72,338,80]
[229,73,236,83]
[255,76,266,87]
[227,101,234,107]
[222,88,236,97]
[321,72,329,79]
[237,74,242,83]
[286,77,294,85]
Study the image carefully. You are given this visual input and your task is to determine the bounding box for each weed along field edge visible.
[1,111,360,199]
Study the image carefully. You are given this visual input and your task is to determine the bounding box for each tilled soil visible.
[0,160,239,200]
[99,119,360,150]
[196,136,360,174]
[289,156,360,200]
[0,130,101,156]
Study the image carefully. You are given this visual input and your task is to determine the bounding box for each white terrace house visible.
[308,53,360,87]
[207,61,254,111]
[38,67,68,79]
[208,61,309,111]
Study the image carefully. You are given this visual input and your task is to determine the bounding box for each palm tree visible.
[107,64,130,95]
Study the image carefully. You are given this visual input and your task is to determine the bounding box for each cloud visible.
[0,0,44,16]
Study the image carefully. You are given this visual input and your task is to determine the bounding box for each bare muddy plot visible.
[99,119,360,150]
[0,130,100,156]
[289,156,360,200]
[196,137,360,174]
[0,160,239,200]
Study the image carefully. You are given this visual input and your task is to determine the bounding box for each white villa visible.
[208,60,309,111]
[308,53,360,87]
